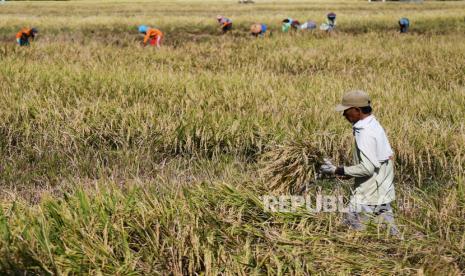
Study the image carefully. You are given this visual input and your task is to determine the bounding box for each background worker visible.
[399,18,410,33]
[320,12,336,32]
[282,18,300,32]
[320,90,399,236]
[16,27,38,46]
[250,23,268,37]
[138,25,163,48]
[327,12,337,29]
[217,15,233,34]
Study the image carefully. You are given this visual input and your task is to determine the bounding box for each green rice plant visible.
[1,178,463,274]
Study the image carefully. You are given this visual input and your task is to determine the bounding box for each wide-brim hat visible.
[335,90,371,112]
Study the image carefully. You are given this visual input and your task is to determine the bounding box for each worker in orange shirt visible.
[16,27,38,46]
[138,25,163,48]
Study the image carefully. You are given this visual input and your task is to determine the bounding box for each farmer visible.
[399,18,410,33]
[319,90,399,236]
[16,27,38,46]
[320,12,336,32]
[217,15,233,34]
[282,18,300,32]
[138,25,163,48]
[327,12,337,29]
[250,23,268,37]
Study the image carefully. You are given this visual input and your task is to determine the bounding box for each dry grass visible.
[0,0,464,274]
[259,140,324,194]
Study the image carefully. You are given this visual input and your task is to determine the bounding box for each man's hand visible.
[319,158,337,176]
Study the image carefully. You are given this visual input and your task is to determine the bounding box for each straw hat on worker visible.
[320,90,400,237]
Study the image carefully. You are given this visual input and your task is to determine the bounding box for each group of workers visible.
[15,15,410,47]
[280,12,337,33]
[135,14,409,47]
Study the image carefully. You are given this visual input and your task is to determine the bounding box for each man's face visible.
[343,107,362,124]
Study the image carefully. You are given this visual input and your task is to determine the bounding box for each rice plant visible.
[0,0,464,274]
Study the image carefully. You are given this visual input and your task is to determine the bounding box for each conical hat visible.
[250,23,262,34]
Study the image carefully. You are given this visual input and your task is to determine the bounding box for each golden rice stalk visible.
[259,140,324,195]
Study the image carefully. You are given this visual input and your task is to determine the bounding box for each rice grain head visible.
[259,140,324,195]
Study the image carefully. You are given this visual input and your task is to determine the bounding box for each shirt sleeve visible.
[143,32,151,44]
[344,151,375,178]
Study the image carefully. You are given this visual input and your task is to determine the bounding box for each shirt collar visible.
[353,114,375,130]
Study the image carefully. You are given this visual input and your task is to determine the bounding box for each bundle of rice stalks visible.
[259,140,325,195]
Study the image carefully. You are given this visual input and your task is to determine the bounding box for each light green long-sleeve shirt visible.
[344,145,395,205]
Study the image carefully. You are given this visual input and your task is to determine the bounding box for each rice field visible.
[0,0,464,274]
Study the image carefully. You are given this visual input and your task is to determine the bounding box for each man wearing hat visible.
[320,90,399,236]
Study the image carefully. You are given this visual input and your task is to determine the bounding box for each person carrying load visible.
[319,90,400,237]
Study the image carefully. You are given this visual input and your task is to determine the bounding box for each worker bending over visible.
[320,13,336,32]
[16,27,38,46]
[399,18,410,33]
[282,18,300,32]
[217,16,233,34]
[250,23,268,37]
[139,25,163,48]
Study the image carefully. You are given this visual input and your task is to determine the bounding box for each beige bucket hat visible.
[335,90,371,112]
